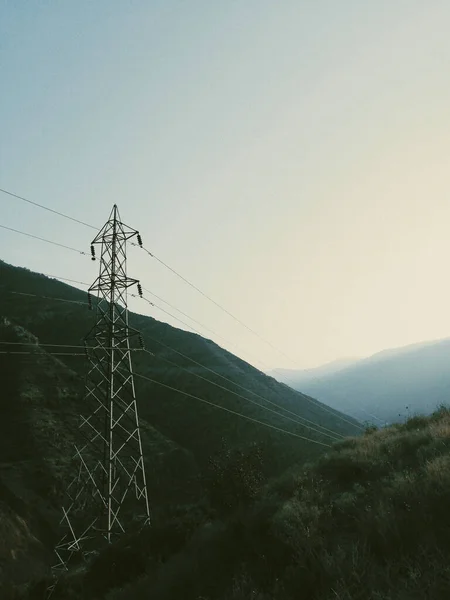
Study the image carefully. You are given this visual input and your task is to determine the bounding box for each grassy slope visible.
[0,259,360,594]
[0,318,198,596]
[101,407,450,600]
[0,259,360,466]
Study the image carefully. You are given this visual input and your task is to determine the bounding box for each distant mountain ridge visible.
[271,338,450,424]
[268,357,360,385]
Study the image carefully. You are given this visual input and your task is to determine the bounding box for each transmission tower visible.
[51,205,150,577]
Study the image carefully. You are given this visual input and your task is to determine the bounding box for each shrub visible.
[203,441,265,516]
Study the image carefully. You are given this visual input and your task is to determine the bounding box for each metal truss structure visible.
[51,205,150,580]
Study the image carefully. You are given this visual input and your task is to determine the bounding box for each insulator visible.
[137,283,143,297]
[84,342,89,358]
[139,335,145,349]
[90,245,96,261]
[87,293,93,310]
[137,233,143,247]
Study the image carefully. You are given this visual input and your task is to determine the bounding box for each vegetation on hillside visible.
[7,261,450,599]
[0,259,360,596]
[12,405,450,600]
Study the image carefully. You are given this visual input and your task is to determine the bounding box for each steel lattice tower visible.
[52,205,150,576]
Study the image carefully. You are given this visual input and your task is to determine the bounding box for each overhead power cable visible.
[0,187,97,230]
[0,341,145,352]
[3,287,353,437]
[38,274,90,287]
[0,346,345,444]
[0,188,370,430]
[136,293,282,380]
[6,283,364,432]
[135,294,362,432]
[0,351,85,356]
[132,294,205,337]
[0,224,89,256]
[133,370,331,448]
[4,285,361,434]
[143,287,224,340]
[9,291,89,305]
[141,342,345,440]
[134,244,301,368]
[0,187,337,378]
[138,294,362,432]
[141,287,279,374]
[2,345,334,445]
[277,384,363,431]
[135,250,367,429]
[0,187,324,377]
[142,348,341,442]
[2,351,331,446]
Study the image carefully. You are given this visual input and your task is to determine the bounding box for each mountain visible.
[0,259,360,592]
[268,357,360,386]
[273,339,450,425]
[31,406,450,600]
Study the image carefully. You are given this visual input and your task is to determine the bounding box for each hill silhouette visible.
[268,357,360,385]
[0,258,360,593]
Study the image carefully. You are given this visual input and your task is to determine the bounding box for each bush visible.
[203,441,265,516]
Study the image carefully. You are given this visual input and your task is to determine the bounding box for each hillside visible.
[272,338,450,425]
[0,316,199,591]
[21,407,450,600]
[0,259,360,593]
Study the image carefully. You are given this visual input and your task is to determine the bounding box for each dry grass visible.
[17,406,450,600]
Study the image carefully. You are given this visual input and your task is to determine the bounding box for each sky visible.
[1,0,450,371]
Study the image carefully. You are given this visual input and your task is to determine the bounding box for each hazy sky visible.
[1,1,450,370]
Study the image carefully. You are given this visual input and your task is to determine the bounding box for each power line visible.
[0,190,370,429]
[141,287,280,374]
[4,287,357,436]
[137,296,337,436]
[1,344,333,446]
[137,246,268,338]
[9,291,89,305]
[0,187,97,230]
[9,285,361,433]
[133,370,332,448]
[135,244,302,367]
[136,295,362,432]
[137,296,314,395]
[2,215,277,374]
[0,341,146,352]
[0,187,341,389]
[135,251,364,425]
[0,346,332,446]
[275,381,363,431]
[133,295,205,337]
[37,274,90,286]
[0,351,85,356]
[16,252,364,430]
[0,224,89,256]
[10,285,366,430]
[142,349,341,442]
[0,336,340,442]
[143,287,224,340]
[141,343,345,440]
[136,292,280,382]
[135,251,367,428]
